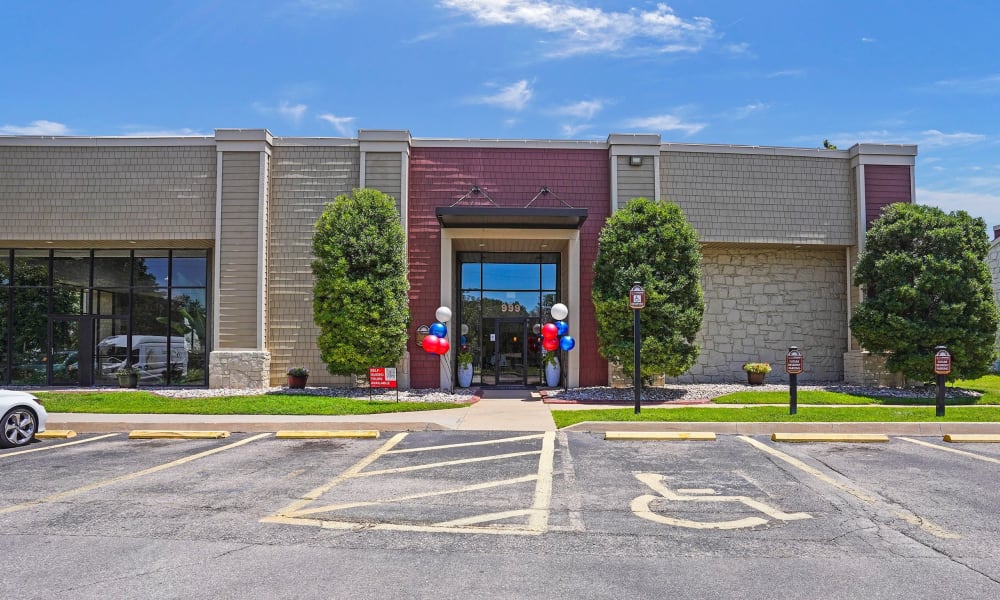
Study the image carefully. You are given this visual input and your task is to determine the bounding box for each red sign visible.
[629,284,646,309]
[934,350,951,375]
[785,351,803,375]
[369,367,398,389]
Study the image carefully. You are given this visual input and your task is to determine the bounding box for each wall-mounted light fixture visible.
[629,156,643,167]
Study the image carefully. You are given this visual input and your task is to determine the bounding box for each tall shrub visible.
[312,188,409,376]
[592,197,704,379]
[851,203,999,380]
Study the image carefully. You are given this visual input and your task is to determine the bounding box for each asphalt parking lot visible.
[2,431,999,598]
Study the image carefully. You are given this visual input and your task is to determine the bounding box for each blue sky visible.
[3,1,998,233]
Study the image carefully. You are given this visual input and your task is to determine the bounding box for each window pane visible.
[0,250,10,285]
[0,289,7,383]
[134,251,168,288]
[94,250,131,288]
[10,287,48,384]
[131,288,169,386]
[171,254,207,287]
[541,263,557,289]
[482,263,539,290]
[95,318,129,385]
[13,250,49,286]
[460,262,481,290]
[170,288,207,385]
[52,250,90,287]
[482,291,541,317]
[92,288,130,316]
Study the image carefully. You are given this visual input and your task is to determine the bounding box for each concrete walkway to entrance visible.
[455,389,556,431]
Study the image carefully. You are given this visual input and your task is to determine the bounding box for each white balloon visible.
[532,324,541,335]
[551,303,569,320]
[435,306,452,323]
[461,323,469,335]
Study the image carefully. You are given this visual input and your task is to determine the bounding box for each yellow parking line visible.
[0,433,272,516]
[606,432,716,441]
[0,434,119,458]
[35,430,77,439]
[738,435,958,539]
[898,437,1000,465]
[772,433,889,443]
[943,434,1000,443]
[129,430,230,439]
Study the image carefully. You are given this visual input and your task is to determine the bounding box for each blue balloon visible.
[555,320,569,336]
[460,335,467,345]
[559,335,575,351]
[429,322,447,338]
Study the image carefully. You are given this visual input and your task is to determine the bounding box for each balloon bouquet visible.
[421,306,454,390]
[540,303,576,387]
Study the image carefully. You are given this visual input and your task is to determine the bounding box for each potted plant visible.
[543,351,560,387]
[287,367,309,389]
[116,365,139,388]
[456,350,474,388]
[742,362,771,385]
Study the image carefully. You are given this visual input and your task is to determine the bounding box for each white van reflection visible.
[98,335,190,381]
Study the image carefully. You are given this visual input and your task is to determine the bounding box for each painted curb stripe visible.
[771,433,889,443]
[605,431,716,441]
[128,430,230,439]
[275,430,379,439]
[898,437,1000,465]
[36,430,77,439]
[943,434,1000,443]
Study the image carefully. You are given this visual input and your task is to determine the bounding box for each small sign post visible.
[629,283,645,414]
[785,347,803,415]
[933,346,951,417]
[368,367,399,402]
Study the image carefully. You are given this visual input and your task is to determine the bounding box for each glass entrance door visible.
[480,318,530,386]
[49,316,93,386]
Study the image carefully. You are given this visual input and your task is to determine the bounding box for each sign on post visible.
[629,284,646,310]
[369,367,397,389]
[934,348,952,375]
[785,348,803,375]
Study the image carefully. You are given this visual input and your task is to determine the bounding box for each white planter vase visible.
[457,363,473,388]
[544,357,560,387]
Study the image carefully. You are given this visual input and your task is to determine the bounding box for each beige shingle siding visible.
[267,146,361,385]
[616,155,655,208]
[662,152,853,245]
[217,152,260,349]
[365,152,402,212]
[0,145,215,243]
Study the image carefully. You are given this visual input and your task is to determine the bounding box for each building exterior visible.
[0,129,917,389]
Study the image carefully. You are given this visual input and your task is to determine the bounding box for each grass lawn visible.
[34,391,468,415]
[552,405,1000,428]
[711,374,1000,406]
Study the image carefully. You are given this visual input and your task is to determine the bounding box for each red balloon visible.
[541,323,558,340]
[422,335,440,354]
[436,337,451,355]
[542,337,559,352]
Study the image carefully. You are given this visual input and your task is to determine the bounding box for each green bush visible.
[592,197,704,379]
[312,188,409,377]
[851,203,999,381]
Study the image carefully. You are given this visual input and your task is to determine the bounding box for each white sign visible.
[490,334,496,342]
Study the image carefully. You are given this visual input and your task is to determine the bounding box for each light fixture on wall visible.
[629,156,643,167]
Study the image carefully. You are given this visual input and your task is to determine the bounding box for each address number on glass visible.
[500,303,522,313]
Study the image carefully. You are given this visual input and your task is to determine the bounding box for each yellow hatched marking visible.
[0,433,272,516]
[0,434,118,458]
[739,435,959,539]
[898,436,1000,465]
[267,431,556,535]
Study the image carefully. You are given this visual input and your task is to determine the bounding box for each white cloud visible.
[731,101,768,119]
[919,129,987,148]
[765,68,806,79]
[861,37,876,43]
[554,99,604,119]
[813,129,987,149]
[472,80,533,111]
[624,114,706,136]
[0,120,70,135]
[724,42,751,55]
[317,113,355,135]
[933,74,1000,94]
[278,102,308,123]
[439,0,715,58]
[561,123,588,137]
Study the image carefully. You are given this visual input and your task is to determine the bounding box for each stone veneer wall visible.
[266,145,360,386]
[667,246,848,383]
[209,351,271,389]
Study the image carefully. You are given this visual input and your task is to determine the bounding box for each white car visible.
[1,390,47,448]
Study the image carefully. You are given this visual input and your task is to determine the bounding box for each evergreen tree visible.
[592,197,704,379]
[312,188,409,376]
[851,203,999,380]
